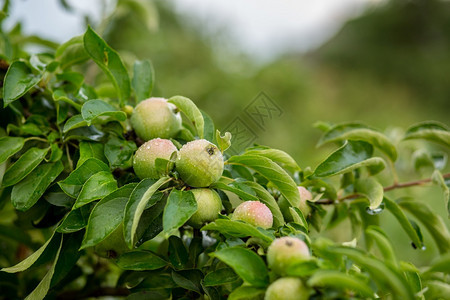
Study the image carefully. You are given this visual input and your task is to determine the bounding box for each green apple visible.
[267,236,310,275]
[265,277,309,300]
[94,224,129,259]
[133,138,178,179]
[130,97,182,140]
[176,139,224,187]
[188,188,222,228]
[232,201,273,229]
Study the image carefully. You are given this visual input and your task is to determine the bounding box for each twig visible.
[316,172,450,205]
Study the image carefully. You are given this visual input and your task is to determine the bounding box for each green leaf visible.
[117,250,167,271]
[404,121,450,148]
[81,99,126,125]
[366,226,397,267]
[24,236,64,300]
[58,158,110,198]
[423,252,450,275]
[52,89,82,111]
[307,270,374,297]
[11,161,63,211]
[212,247,269,287]
[355,177,384,210]
[171,269,203,294]
[104,136,137,169]
[73,171,117,209]
[431,170,450,217]
[1,232,59,273]
[216,130,231,153]
[245,147,301,172]
[56,204,93,233]
[384,197,423,249]
[228,286,265,300]
[424,280,450,299]
[398,199,450,254]
[201,110,215,143]
[289,207,308,230]
[330,246,414,299]
[2,147,49,187]
[124,177,170,248]
[210,180,258,201]
[228,154,300,207]
[83,26,131,106]
[55,35,89,69]
[318,122,397,161]
[48,143,63,162]
[0,136,24,164]
[202,219,274,245]
[78,141,107,167]
[2,61,43,107]
[81,183,136,249]
[204,268,239,286]
[313,141,386,177]
[244,181,285,228]
[168,236,189,270]
[168,95,204,139]
[132,59,154,102]
[163,189,197,234]
[62,115,87,133]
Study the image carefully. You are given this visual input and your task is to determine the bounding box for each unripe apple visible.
[279,186,312,219]
[231,201,273,229]
[133,138,178,179]
[267,236,310,275]
[94,224,129,259]
[130,97,182,141]
[176,139,224,187]
[188,188,222,228]
[265,277,309,300]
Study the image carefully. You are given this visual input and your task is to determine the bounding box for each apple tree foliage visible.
[0,22,450,300]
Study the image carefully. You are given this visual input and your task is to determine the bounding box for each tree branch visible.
[316,172,450,205]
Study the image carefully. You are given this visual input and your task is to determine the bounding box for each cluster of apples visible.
[130,98,313,299]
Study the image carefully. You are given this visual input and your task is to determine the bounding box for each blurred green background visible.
[2,0,449,267]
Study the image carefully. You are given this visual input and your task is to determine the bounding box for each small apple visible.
[188,188,222,228]
[176,139,223,187]
[267,236,310,275]
[265,277,309,300]
[133,138,178,179]
[130,97,182,141]
[232,201,273,229]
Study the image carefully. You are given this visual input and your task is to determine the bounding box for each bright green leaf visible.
[132,59,154,103]
[0,136,24,165]
[168,95,204,139]
[404,121,450,148]
[355,177,384,210]
[3,61,42,107]
[163,189,197,234]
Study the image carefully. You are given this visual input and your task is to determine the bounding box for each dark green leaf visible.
[3,61,42,107]
[48,144,63,162]
[132,59,154,102]
[117,250,167,271]
[124,177,170,248]
[212,247,269,287]
[78,141,107,167]
[163,189,197,234]
[0,136,24,165]
[228,154,300,207]
[203,268,239,286]
[104,136,137,169]
[83,26,131,106]
[73,171,117,209]
[55,35,89,69]
[210,180,258,201]
[2,147,49,187]
[168,95,204,139]
[58,158,110,198]
[81,184,136,249]
[56,203,93,233]
[62,115,87,133]
[313,141,386,177]
[168,236,189,269]
[12,161,64,211]
[171,270,203,294]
